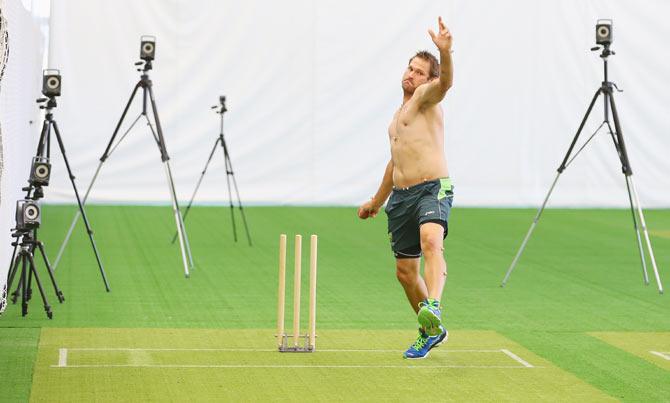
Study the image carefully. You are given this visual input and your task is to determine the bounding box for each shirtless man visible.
[358,17,454,359]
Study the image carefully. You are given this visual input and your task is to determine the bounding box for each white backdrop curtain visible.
[0,0,44,313]
[35,0,670,208]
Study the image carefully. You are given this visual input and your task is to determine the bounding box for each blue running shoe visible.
[428,325,448,351]
[417,299,442,336]
[403,329,431,359]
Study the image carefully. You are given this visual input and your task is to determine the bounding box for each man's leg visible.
[398,249,448,359]
[397,256,433,359]
[416,222,448,336]
[395,257,426,314]
[419,222,447,299]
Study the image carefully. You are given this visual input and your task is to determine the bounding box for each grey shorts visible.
[385,178,454,259]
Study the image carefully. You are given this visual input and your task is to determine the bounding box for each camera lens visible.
[47,76,60,89]
[35,165,49,178]
[597,26,609,38]
[25,205,39,220]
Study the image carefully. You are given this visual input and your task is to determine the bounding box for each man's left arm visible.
[417,16,453,105]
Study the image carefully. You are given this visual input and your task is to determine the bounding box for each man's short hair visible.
[410,50,439,79]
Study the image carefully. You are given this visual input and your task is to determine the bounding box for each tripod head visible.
[135,60,153,73]
[36,96,57,111]
[211,95,227,114]
[10,226,35,246]
[590,43,615,59]
[22,184,44,200]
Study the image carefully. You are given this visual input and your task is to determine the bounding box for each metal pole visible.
[171,137,221,244]
[164,162,192,277]
[628,177,663,293]
[501,172,561,287]
[52,86,143,271]
[51,121,110,291]
[623,175,649,285]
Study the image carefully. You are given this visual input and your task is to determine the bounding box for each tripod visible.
[53,59,194,277]
[15,96,111,291]
[501,43,664,293]
[174,97,252,246]
[6,220,65,319]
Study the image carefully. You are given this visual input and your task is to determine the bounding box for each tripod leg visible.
[51,121,111,292]
[26,252,52,319]
[171,137,221,244]
[26,245,34,302]
[7,247,22,303]
[164,161,194,276]
[54,115,144,270]
[557,89,603,171]
[624,175,649,285]
[53,82,143,272]
[627,178,664,293]
[145,84,194,273]
[229,164,253,246]
[21,254,28,316]
[607,92,663,293]
[102,83,143,160]
[34,119,50,159]
[222,147,238,242]
[221,137,251,246]
[6,243,18,289]
[503,89,603,287]
[53,161,103,270]
[37,242,65,303]
[502,172,561,286]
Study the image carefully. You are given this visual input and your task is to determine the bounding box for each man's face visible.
[402,57,432,93]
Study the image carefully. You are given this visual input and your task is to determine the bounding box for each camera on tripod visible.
[211,95,228,113]
[15,199,41,231]
[42,69,61,97]
[29,156,51,186]
[595,19,613,46]
[140,35,156,61]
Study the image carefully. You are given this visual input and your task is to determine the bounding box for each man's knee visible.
[420,236,444,257]
[420,223,445,258]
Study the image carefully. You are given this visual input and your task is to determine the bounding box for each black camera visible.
[140,36,156,61]
[29,156,51,186]
[15,199,41,231]
[42,69,61,97]
[596,19,613,46]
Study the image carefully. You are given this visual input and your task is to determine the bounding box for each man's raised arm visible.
[417,16,453,105]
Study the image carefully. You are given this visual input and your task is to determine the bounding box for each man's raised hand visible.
[428,16,452,53]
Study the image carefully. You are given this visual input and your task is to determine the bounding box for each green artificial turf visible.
[0,205,668,401]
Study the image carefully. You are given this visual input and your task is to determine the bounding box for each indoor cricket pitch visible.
[1,206,669,401]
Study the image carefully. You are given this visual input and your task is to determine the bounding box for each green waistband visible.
[438,177,453,199]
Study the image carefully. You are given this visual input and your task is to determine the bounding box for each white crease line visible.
[58,348,68,368]
[650,351,670,361]
[64,348,509,353]
[55,347,542,369]
[500,349,534,368]
[50,364,536,369]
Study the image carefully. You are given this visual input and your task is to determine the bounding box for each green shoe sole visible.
[418,306,442,334]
